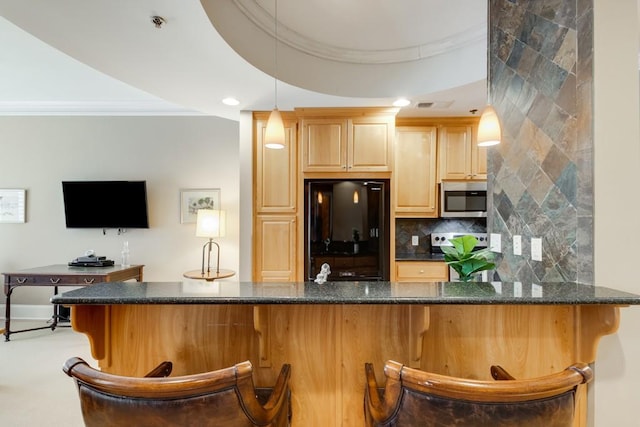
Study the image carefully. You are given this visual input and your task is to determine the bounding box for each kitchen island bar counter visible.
[52,280,640,427]
[52,280,640,306]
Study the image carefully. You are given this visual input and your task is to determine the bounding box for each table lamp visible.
[196,209,225,276]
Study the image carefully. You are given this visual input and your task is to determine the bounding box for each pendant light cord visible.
[274,0,278,109]
[486,1,490,105]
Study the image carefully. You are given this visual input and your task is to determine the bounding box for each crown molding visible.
[233,0,485,65]
[0,101,204,116]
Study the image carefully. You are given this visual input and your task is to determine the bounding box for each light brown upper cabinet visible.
[254,112,298,213]
[439,124,487,181]
[298,108,397,173]
[394,126,438,217]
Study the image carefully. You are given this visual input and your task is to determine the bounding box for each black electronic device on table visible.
[68,254,114,267]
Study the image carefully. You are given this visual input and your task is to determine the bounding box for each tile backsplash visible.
[395,218,487,255]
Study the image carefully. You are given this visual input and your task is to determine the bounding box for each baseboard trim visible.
[0,304,54,321]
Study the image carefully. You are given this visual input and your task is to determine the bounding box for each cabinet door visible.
[349,116,394,172]
[439,125,473,180]
[394,126,438,217]
[254,215,297,282]
[395,261,449,282]
[255,117,297,213]
[471,135,488,180]
[301,118,348,172]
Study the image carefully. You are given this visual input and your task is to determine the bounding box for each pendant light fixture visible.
[477,104,501,147]
[264,0,285,149]
[477,5,501,148]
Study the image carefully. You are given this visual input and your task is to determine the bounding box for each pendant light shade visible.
[477,105,501,147]
[265,108,285,149]
[265,0,285,150]
[477,5,500,149]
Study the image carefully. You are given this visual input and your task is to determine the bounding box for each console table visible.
[3,264,143,341]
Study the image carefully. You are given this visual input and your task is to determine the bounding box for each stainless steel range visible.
[430,232,488,254]
[431,232,488,281]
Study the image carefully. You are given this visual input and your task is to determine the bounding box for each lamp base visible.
[183,269,235,282]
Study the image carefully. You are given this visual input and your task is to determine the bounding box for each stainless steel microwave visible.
[440,181,487,218]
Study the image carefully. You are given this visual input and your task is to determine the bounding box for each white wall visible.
[0,115,240,309]
[593,0,640,425]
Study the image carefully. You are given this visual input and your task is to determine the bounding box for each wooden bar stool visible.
[64,357,291,427]
[364,360,592,427]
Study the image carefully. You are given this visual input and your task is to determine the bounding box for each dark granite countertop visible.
[51,281,640,306]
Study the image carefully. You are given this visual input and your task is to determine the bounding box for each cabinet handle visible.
[16,277,27,284]
[84,278,95,284]
[49,278,61,284]
[419,270,424,274]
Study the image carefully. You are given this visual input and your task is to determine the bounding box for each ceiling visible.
[0,0,488,121]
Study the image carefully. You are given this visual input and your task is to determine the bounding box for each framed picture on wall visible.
[180,188,220,224]
[0,189,26,223]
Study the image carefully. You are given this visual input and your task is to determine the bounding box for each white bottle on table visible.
[121,241,130,267]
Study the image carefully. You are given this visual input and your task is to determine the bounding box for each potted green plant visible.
[441,235,495,282]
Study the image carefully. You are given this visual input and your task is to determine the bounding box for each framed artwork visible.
[0,189,26,223]
[180,188,220,224]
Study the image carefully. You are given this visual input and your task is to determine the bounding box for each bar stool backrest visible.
[364,360,593,427]
[64,357,291,427]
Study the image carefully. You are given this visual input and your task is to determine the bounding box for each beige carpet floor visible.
[0,320,93,427]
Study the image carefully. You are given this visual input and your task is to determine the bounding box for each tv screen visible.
[62,181,149,228]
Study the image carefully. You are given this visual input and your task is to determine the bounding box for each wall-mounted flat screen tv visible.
[62,181,149,228]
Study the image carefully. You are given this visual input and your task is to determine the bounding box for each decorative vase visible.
[456,273,482,282]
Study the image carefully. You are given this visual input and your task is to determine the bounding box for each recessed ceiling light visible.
[393,98,411,107]
[222,97,240,106]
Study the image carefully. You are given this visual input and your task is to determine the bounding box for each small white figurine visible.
[314,263,331,284]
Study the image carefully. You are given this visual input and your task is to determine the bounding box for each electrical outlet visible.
[490,233,501,253]
[411,235,419,246]
[531,238,542,261]
[514,281,523,297]
[532,283,543,297]
[513,235,522,255]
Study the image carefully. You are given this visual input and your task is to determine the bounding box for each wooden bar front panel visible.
[72,303,619,427]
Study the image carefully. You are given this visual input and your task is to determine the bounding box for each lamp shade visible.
[196,209,225,238]
[265,108,285,149]
[477,105,502,147]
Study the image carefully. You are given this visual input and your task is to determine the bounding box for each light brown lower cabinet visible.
[253,215,297,281]
[395,260,449,282]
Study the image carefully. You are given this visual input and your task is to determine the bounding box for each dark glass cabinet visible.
[305,179,389,281]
